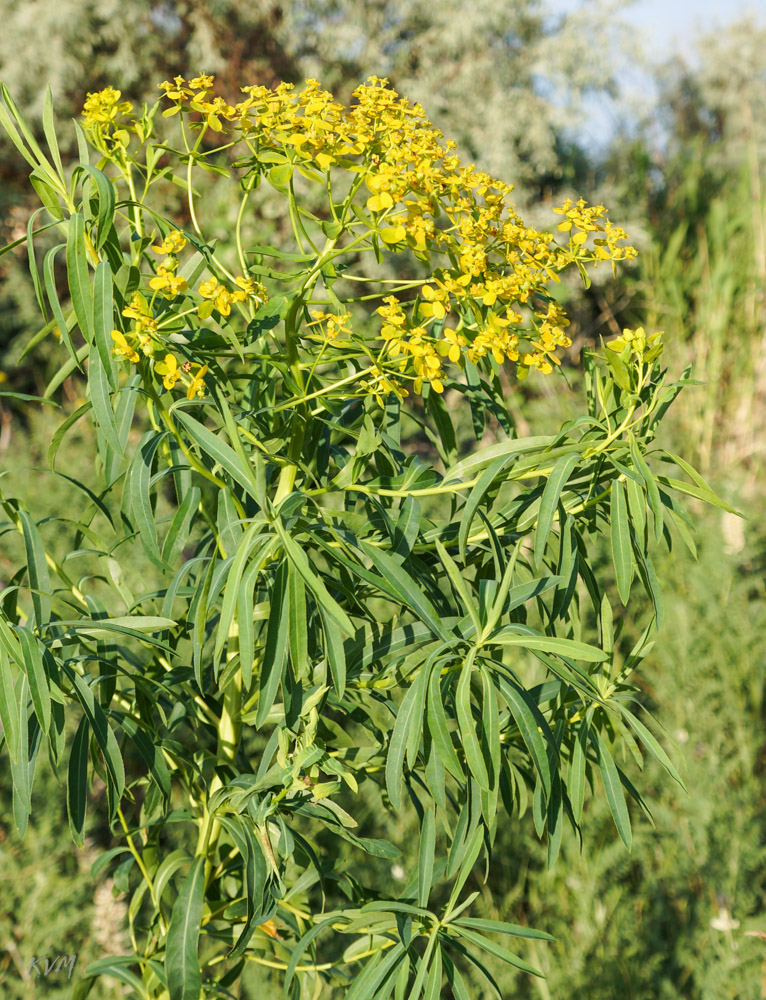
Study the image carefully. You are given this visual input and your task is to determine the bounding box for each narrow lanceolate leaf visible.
[257,560,290,727]
[426,666,463,780]
[386,674,427,810]
[456,657,489,791]
[287,563,308,680]
[629,434,663,544]
[66,212,94,343]
[93,261,118,390]
[16,625,50,735]
[67,715,89,847]
[275,521,353,637]
[493,674,551,798]
[534,453,580,568]
[174,408,259,502]
[359,540,450,641]
[451,926,543,977]
[458,454,513,558]
[214,522,263,666]
[320,604,347,698]
[435,538,480,633]
[0,645,20,763]
[569,718,589,824]
[615,703,685,789]
[65,667,125,819]
[19,508,51,626]
[162,485,201,565]
[78,164,116,249]
[487,629,607,662]
[128,431,168,568]
[453,917,554,942]
[610,479,632,605]
[418,806,436,907]
[89,344,124,456]
[593,730,632,850]
[166,856,205,1000]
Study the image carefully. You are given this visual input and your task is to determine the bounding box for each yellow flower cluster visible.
[82,86,133,126]
[82,87,134,147]
[81,75,639,398]
[309,310,352,340]
[607,327,664,360]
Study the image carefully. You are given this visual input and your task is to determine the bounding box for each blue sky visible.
[547,0,766,146]
[550,0,766,55]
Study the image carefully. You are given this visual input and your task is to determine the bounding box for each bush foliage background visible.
[1,3,764,999]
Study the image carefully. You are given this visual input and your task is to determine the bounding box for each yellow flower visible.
[200,277,221,298]
[110,329,139,363]
[186,365,208,400]
[154,353,181,390]
[151,229,187,255]
[149,266,188,299]
[82,87,133,127]
[234,275,267,302]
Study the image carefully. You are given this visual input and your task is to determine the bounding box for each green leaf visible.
[128,431,168,569]
[456,657,489,790]
[569,718,589,824]
[81,959,150,1000]
[42,85,64,179]
[347,943,406,1000]
[426,666,463,781]
[18,508,51,626]
[453,917,554,942]
[119,715,172,801]
[434,539,480,633]
[486,628,607,662]
[166,856,205,1000]
[417,806,436,907]
[534,453,580,568]
[458,454,512,558]
[214,522,264,667]
[67,715,89,847]
[657,475,741,516]
[386,671,428,810]
[16,625,50,735]
[594,730,632,849]
[275,521,353,637]
[89,344,124,456]
[218,815,267,959]
[287,563,308,680]
[174,408,260,502]
[93,261,118,390]
[320,603,347,698]
[66,212,94,343]
[610,479,632,604]
[615,703,685,789]
[359,541,450,642]
[423,943,442,1000]
[493,673,551,798]
[629,435,663,544]
[78,164,116,249]
[48,401,92,469]
[64,667,125,820]
[162,485,201,565]
[452,926,543,977]
[257,559,290,727]
[0,644,20,764]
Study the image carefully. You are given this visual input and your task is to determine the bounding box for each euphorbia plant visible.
[0,76,733,999]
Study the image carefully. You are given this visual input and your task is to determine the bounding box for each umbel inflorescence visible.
[82,76,636,402]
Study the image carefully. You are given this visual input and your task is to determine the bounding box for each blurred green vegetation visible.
[1,3,765,998]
